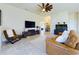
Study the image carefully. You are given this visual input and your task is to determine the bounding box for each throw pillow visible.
[56,30,69,43]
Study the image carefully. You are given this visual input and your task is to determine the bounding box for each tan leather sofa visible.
[46,36,79,55]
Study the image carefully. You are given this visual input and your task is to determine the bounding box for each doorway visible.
[44,16,51,33]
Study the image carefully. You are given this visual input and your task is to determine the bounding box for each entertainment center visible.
[54,22,68,35]
[22,21,40,37]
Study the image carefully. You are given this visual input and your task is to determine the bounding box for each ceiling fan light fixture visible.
[38,3,53,13]
[42,8,45,12]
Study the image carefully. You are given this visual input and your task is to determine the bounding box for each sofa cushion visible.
[6,29,14,37]
[52,35,59,40]
[65,37,78,48]
[65,30,79,48]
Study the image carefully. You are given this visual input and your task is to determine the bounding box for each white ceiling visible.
[7,3,79,15]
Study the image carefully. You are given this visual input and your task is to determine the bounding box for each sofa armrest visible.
[46,39,79,55]
[75,43,79,50]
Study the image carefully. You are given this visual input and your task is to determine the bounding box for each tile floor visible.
[0,33,51,55]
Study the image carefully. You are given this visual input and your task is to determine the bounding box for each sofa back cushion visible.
[65,30,79,48]
[75,43,79,50]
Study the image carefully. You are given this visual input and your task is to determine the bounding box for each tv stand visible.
[22,29,40,37]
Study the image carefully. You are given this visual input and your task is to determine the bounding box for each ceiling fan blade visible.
[42,3,45,8]
[49,5,53,9]
[47,5,52,8]
[45,9,48,12]
[37,4,42,8]
[45,7,49,12]
[45,5,53,12]
[47,5,53,10]
[48,9,51,11]
[46,3,49,7]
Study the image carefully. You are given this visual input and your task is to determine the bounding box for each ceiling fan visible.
[38,3,53,12]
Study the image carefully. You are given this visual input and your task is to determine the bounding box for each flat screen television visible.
[56,24,68,30]
[25,21,35,28]
[54,24,68,35]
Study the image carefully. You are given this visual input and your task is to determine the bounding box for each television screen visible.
[25,21,35,28]
[56,24,67,30]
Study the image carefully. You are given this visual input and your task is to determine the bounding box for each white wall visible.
[77,12,79,33]
[0,4,43,41]
[51,11,78,34]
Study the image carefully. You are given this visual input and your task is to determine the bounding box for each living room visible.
[0,3,79,55]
